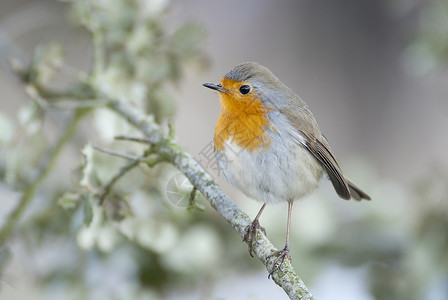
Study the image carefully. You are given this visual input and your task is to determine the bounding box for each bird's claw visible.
[267,245,291,278]
[243,218,266,257]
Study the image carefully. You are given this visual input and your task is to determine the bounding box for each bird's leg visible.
[243,203,267,257]
[268,201,293,278]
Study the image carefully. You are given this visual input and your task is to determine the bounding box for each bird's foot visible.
[243,218,266,257]
[267,245,291,278]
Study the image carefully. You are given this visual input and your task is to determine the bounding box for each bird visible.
[203,62,370,276]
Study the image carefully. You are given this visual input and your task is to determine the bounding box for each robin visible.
[203,62,370,276]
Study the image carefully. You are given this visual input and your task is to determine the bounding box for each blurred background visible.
[1,0,448,299]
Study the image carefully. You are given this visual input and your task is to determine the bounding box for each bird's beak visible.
[202,83,228,93]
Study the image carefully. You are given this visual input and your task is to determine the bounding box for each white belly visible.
[215,127,323,203]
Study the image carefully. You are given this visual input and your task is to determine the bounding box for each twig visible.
[94,145,164,205]
[114,135,153,144]
[168,119,175,139]
[98,158,140,205]
[188,186,204,211]
[93,144,141,161]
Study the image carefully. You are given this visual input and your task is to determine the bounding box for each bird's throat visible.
[214,95,271,152]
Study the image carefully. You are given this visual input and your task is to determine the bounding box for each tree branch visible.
[107,100,315,300]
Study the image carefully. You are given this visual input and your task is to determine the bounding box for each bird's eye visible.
[239,85,251,95]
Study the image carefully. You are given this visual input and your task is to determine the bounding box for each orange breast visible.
[214,78,271,152]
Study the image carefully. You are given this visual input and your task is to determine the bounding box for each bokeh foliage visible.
[0,0,234,299]
[0,0,447,299]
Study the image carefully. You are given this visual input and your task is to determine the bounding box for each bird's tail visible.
[345,177,371,201]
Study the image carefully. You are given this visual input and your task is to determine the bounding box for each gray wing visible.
[295,129,351,200]
[280,97,371,201]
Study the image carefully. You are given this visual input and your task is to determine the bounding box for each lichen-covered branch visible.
[107,100,315,300]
